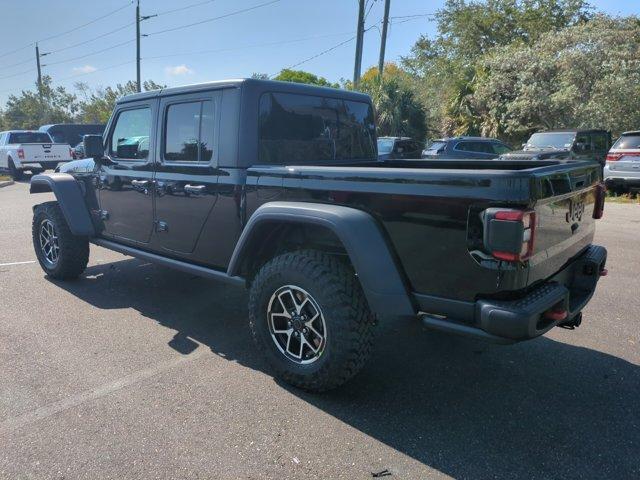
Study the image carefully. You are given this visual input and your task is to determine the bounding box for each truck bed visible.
[248,158,602,304]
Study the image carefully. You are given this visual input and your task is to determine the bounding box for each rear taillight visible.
[17,148,24,159]
[483,209,536,262]
[593,182,605,219]
[607,151,640,162]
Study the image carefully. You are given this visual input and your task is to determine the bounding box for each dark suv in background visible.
[377,136,424,160]
[500,129,611,164]
[421,137,512,159]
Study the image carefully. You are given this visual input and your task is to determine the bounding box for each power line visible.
[275,34,361,77]
[42,39,136,67]
[145,0,281,36]
[43,22,135,56]
[155,0,218,16]
[0,67,36,81]
[0,1,133,59]
[143,31,355,60]
[39,1,134,44]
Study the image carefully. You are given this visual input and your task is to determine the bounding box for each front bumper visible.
[419,245,607,342]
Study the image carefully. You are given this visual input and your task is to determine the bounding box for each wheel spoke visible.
[273,327,293,335]
[302,336,319,354]
[306,323,323,341]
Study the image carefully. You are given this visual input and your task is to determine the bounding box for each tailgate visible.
[22,143,69,162]
[527,163,602,286]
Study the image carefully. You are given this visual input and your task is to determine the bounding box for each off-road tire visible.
[32,201,89,280]
[249,249,375,392]
[8,158,23,180]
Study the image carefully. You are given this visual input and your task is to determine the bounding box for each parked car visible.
[38,123,105,154]
[377,137,424,160]
[421,137,512,159]
[0,130,73,179]
[500,129,611,164]
[603,130,640,193]
[30,79,607,392]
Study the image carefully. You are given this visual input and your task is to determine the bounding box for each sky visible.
[0,0,638,107]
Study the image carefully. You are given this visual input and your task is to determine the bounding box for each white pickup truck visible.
[0,130,73,179]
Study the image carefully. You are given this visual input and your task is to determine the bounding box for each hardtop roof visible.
[117,78,371,104]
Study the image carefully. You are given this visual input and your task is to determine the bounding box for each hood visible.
[499,149,570,161]
[57,158,96,174]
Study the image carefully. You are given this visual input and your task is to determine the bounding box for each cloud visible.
[165,64,194,76]
[72,65,97,74]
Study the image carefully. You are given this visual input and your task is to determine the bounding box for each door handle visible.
[184,184,206,195]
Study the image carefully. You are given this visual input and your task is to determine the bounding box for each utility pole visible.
[353,0,365,87]
[35,43,42,89]
[378,0,390,79]
[136,0,141,92]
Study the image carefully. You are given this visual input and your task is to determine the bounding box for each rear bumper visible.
[418,245,607,342]
[17,161,66,170]
[604,164,640,187]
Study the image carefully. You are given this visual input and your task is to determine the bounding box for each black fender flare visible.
[228,202,416,320]
[30,173,95,236]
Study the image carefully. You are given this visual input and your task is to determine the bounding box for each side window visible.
[574,133,592,152]
[164,100,215,163]
[455,141,471,151]
[592,133,608,151]
[0,133,5,145]
[109,107,151,160]
[491,143,511,155]
[258,92,376,165]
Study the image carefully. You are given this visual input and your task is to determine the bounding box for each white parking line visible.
[0,348,208,434]
[0,260,36,267]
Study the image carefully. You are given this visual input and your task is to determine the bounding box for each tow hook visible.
[543,305,568,322]
[559,312,582,330]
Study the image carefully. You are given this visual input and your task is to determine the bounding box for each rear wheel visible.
[8,158,23,180]
[248,250,375,392]
[32,202,89,280]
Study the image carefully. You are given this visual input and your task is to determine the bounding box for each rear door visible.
[152,91,220,255]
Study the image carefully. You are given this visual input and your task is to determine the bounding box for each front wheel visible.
[32,202,89,280]
[248,250,375,392]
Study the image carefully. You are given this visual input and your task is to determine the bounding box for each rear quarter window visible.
[258,92,376,164]
[613,135,640,149]
[8,132,52,143]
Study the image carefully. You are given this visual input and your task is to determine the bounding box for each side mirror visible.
[83,134,104,159]
[522,143,527,149]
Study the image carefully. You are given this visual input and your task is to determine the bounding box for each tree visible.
[472,15,640,140]
[273,69,339,88]
[402,0,593,136]
[76,80,164,123]
[356,64,427,140]
[3,76,78,129]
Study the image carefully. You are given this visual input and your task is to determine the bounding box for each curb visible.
[0,180,14,188]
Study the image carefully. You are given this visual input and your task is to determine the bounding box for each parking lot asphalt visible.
[0,180,638,480]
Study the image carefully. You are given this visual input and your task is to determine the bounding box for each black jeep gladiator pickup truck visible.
[30,79,608,391]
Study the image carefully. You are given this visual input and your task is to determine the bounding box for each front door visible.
[98,101,157,244]
[152,91,221,255]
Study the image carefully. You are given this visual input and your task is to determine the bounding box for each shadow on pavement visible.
[49,258,639,479]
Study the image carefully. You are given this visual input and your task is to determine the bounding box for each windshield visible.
[525,132,575,150]
[613,135,640,150]
[377,139,395,154]
[8,132,52,144]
